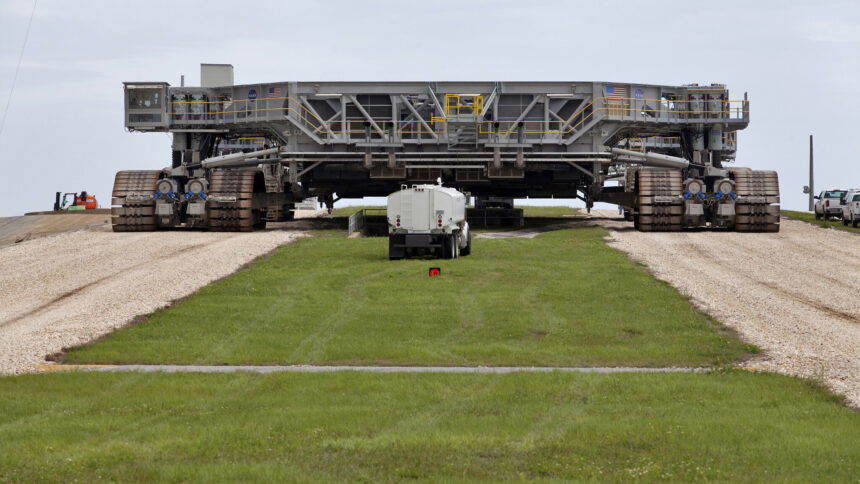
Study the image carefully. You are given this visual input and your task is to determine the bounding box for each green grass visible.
[0,371,858,482]
[782,210,860,234]
[65,227,749,367]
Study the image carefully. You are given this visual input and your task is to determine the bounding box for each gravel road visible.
[588,211,860,407]
[0,225,303,374]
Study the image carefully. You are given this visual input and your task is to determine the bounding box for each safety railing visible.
[444,94,484,116]
[620,130,738,153]
[167,94,749,144]
[598,96,749,122]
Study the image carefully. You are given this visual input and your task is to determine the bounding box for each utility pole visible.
[808,135,814,212]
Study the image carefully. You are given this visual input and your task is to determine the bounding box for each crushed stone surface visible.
[0,225,303,374]
[587,210,860,407]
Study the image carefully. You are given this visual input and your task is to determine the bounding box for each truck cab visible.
[814,190,846,220]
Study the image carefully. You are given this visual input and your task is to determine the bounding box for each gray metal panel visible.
[201,64,233,87]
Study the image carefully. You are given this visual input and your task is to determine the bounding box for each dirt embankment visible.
[0,212,111,247]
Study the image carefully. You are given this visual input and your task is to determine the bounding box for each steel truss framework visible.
[124,80,749,203]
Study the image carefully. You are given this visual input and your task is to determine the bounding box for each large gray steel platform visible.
[122,65,749,206]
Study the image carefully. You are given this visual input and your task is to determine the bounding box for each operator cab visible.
[124,82,169,130]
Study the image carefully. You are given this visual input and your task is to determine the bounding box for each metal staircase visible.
[447,121,478,150]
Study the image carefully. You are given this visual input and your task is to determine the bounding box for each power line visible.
[0,0,38,140]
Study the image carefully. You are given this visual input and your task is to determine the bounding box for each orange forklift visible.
[54,191,99,211]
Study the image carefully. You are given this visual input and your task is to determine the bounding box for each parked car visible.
[840,189,860,227]
[814,190,847,220]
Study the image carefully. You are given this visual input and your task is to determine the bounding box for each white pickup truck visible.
[814,190,847,220]
[840,189,860,228]
[387,184,471,260]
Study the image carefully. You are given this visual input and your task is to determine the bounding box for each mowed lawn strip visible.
[782,209,860,234]
[66,226,750,366]
[0,371,858,482]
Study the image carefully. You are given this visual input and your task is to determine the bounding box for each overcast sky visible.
[1,0,858,216]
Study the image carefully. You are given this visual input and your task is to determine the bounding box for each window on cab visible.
[825,190,846,198]
[128,88,162,110]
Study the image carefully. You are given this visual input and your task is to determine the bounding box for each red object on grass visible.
[429,267,441,277]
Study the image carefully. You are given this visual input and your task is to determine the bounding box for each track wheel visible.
[111,170,161,232]
[636,169,683,232]
[208,170,258,232]
[732,170,780,232]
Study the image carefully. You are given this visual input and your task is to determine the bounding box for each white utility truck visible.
[840,189,860,227]
[814,190,847,220]
[387,184,471,260]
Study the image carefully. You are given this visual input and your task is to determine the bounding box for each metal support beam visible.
[548,109,573,133]
[610,148,690,169]
[296,161,324,179]
[480,85,499,118]
[427,86,446,117]
[285,114,326,145]
[565,161,595,178]
[504,96,540,136]
[201,147,281,169]
[299,96,334,137]
[399,95,438,140]
[289,161,298,185]
[314,108,342,135]
[347,95,385,137]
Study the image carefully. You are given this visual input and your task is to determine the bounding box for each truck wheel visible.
[853,219,858,228]
[460,232,472,256]
[843,217,849,226]
[443,234,455,259]
[388,236,403,260]
[815,211,821,220]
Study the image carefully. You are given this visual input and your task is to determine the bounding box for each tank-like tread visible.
[112,170,161,232]
[732,169,780,232]
[636,169,684,232]
[207,170,258,231]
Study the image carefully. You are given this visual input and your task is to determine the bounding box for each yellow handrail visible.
[443,93,484,116]
[166,94,748,137]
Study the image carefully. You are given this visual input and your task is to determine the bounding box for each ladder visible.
[447,122,478,150]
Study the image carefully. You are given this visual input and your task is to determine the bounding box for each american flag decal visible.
[605,85,626,100]
[267,87,282,98]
